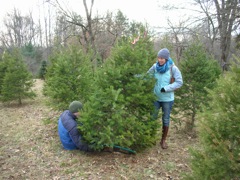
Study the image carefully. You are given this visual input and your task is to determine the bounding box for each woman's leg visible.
[160,101,174,149]
[151,101,161,120]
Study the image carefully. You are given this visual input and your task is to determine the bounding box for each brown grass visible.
[0,79,197,179]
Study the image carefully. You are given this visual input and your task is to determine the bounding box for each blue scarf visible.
[156,58,174,73]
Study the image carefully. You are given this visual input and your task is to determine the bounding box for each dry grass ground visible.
[0,79,197,180]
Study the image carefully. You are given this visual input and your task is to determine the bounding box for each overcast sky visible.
[0,0,195,29]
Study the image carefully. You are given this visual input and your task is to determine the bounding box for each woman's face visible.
[157,57,166,65]
[74,112,80,118]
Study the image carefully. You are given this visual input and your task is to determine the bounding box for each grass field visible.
[0,79,197,179]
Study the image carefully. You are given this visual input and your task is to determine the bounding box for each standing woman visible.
[147,48,183,149]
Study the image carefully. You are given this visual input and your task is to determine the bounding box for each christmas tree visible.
[43,46,94,110]
[184,57,240,179]
[0,50,36,105]
[79,35,160,151]
[175,42,221,130]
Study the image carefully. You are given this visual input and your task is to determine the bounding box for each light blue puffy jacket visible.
[147,62,183,102]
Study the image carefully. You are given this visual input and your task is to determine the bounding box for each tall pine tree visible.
[0,55,8,95]
[79,35,160,151]
[184,57,240,179]
[43,46,94,110]
[174,42,221,130]
[38,60,47,80]
[0,50,36,105]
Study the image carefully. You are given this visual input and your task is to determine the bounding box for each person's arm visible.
[147,63,156,77]
[164,65,183,92]
[68,125,93,152]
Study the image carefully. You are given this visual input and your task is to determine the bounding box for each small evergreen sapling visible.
[0,56,8,95]
[38,60,47,79]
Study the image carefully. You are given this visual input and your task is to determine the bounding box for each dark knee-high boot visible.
[160,126,169,149]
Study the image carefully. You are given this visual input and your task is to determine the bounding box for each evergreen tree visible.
[38,60,47,79]
[79,35,160,151]
[184,57,240,180]
[21,43,43,76]
[21,42,35,58]
[0,50,36,105]
[174,42,221,130]
[0,54,8,95]
[43,46,94,110]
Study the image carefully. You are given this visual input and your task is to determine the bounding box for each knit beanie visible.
[157,48,170,60]
[69,101,83,113]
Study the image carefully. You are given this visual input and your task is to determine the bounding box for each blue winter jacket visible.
[147,62,183,102]
[58,110,91,151]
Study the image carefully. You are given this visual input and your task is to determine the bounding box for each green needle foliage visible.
[174,42,221,130]
[79,36,160,151]
[184,57,240,179]
[38,60,47,79]
[0,56,8,95]
[0,49,36,105]
[43,46,94,110]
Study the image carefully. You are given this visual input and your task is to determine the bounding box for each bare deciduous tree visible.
[195,0,240,71]
[50,0,99,69]
[50,0,134,69]
[0,9,40,48]
[166,19,193,65]
[159,0,239,71]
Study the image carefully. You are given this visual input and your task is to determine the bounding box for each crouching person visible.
[58,101,93,152]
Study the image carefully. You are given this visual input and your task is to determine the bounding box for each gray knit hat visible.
[69,101,83,113]
[157,48,170,60]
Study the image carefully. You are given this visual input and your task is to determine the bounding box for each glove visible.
[161,88,165,92]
